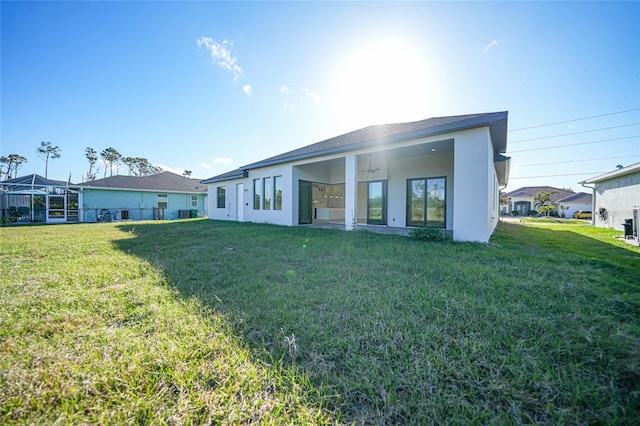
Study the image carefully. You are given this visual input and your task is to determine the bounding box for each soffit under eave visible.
[495,156,511,187]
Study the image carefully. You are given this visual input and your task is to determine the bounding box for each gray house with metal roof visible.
[203,112,510,242]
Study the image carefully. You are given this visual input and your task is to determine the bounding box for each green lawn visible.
[1,220,638,424]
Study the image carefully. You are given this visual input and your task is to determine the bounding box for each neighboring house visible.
[502,186,576,216]
[203,112,510,243]
[580,162,640,231]
[556,192,593,218]
[0,174,79,223]
[72,172,208,222]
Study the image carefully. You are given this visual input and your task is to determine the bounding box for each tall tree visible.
[36,141,61,178]
[100,147,121,177]
[1,154,28,180]
[123,157,138,176]
[137,158,162,176]
[84,147,99,181]
[0,156,7,180]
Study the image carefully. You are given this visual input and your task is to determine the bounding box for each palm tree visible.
[534,189,559,216]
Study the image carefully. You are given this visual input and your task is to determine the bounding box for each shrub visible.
[528,210,538,216]
[409,226,450,242]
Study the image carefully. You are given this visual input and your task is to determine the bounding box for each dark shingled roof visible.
[201,169,248,184]
[204,112,508,183]
[503,186,576,203]
[556,192,592,204]
[74,172,207,193]
[1,174,68,186]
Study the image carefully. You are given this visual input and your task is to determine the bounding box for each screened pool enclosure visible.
[0,174,78,224]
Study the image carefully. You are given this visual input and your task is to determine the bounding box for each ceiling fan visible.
[367,155,379,173]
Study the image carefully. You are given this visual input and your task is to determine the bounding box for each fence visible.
[1,207,202,224]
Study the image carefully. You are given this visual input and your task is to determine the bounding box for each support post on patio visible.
[345,154,357,230]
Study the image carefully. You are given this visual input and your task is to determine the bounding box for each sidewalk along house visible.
[203,112,510,243]
[502,186,577,216]
[0,174,79,223]
[580,162,640,232]
[71,172,207,222]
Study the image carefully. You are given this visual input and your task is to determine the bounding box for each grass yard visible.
[1,219,639,424]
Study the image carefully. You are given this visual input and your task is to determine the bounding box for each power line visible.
[515,154,640,167]
[508,135,638,153]
[509,123,640,143]
[509,172,607,179]
[509,108,640,132]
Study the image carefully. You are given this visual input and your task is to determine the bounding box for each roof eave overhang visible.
[242,111,509,171]
[581,162,640,184]
[201,170,249,184]
[494,154,511,187]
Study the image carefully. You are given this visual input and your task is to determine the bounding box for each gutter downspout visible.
[580,181,596,226]
[499,184,508,221]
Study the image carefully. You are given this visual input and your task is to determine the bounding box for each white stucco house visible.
[580,162,640,231]
[202,112,510,243]
[502,186,578,216]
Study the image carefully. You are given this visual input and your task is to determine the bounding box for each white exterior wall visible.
[592,173,640,230]
[208,164,294,226]
[387,151,454,229]
[206,125,501,243]
[560,203,592,218]
[452,127,494,242]
[208,179,238,221]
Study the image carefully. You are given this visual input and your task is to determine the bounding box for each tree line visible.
[84,147,166,181]
[1,142,191,182]
[1,141,60,180]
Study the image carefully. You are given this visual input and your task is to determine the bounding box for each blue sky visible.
[2,1,639,192]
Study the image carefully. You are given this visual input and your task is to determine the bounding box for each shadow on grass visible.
[113,219,640,424]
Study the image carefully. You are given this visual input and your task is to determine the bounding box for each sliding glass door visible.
[298,180,312,224]
[367,180,387,225]
[407,177,446,228]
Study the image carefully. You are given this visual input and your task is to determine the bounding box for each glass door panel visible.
[67,193,79,222]
[407,177,446,228]
[407,179,425,227]
[48,195,66,220]
[298,180,312,224]
[367,181,386,225]
[426,178,445,227]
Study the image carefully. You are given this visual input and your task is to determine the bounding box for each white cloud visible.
[483,39,498,54]
[213,157,233,165]
[200,157,234,174]
[197,36,243,81]
[156,164,184,175]
[280,84,292,95]
[304,88,322,104]
[243,84,253,97]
